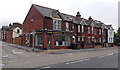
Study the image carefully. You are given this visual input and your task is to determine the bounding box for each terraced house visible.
[22,4,114,49]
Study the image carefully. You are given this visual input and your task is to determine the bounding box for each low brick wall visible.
[108,43,114,47]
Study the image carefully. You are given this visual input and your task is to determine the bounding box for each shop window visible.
[36,34,42,46]
[54,34,70,46]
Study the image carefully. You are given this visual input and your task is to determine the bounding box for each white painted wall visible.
[107,27,114,43]
[12,27,22,38]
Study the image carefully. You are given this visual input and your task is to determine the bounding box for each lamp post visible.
[32,30,35,51]
[31,19,35,51]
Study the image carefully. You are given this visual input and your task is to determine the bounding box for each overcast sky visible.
[0,0,119,31]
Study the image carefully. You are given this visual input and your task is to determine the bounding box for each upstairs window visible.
[92,27,94,34]
[66,22,69,31]
[99,29,101,35]
[53,19,61,30]
[82,25,84,33]
[78,25,80,32]
[88,27,90,34]
[72,24,74,31]
[17,29,20,33]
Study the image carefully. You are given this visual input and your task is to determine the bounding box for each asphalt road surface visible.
[40,53,118,68]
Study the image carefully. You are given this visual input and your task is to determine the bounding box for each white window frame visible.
[78,25,80,32]
[53,18,62,30]
[88,27,90,34]
[72,24,74,31]
[66,22,69,31]
[78,37,80,41]
[92,27,94,34]
[99,37,101,43]
[82,25,84,33]
[99,29,101,35]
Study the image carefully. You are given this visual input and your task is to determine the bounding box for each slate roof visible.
[32,4,113,29]
[106,25,114,30]
[1,26,10,30]
[33,4,77,23]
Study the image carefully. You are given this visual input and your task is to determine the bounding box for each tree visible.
[114,32,119,43]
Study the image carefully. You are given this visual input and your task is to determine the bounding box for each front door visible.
[47,35,51,49]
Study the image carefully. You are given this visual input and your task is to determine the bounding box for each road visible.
[39,53,118,69]
[0,41,119,69]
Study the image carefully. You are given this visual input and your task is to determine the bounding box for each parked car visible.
[115,43,120,46]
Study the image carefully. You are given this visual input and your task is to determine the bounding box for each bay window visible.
[53,19,61,30]
[54,34,70,46]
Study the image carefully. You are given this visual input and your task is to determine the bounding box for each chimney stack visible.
[76,11,81,19]
[88,16,93,21]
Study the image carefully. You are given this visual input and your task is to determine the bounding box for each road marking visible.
[108,53,114,56]
[84,59,90,61]
[42,66,51,68]
[65,59,90,65]
[65,63,70,64]
[0,64,5,66]
[98,56,104,58]
[98,53,114,58]
[2,55,11,58]
[12,50,23,55]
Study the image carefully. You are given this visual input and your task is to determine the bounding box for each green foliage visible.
[114,32,119,43]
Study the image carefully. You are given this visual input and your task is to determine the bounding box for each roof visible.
[32,4,113,29]
[106,25,114,30]
[1,26,10,30]
[33,4,78,23]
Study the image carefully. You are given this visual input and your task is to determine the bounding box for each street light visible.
[31,19,35,51]
[32,30,35,51]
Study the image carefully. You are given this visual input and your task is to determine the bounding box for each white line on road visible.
[98,53,114,58]
[0,64,5,66]
[2,55,11,58]
[108,53,114,56]
[65,59,90,65]
[12,50,23,55]
[98,56,104,58]
[42,66,51,68]
[84,59,90,61]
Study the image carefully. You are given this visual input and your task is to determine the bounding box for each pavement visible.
[2,41,43,52]
[2,41,118,54]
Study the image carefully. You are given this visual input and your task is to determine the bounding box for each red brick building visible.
[22,4,113,49]
[1,23,22,43]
